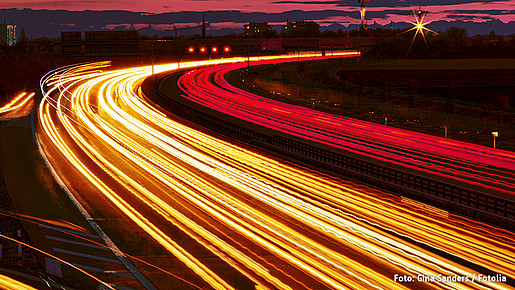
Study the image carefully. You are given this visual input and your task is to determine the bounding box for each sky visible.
[0,0,514,37]
[0,0,514,25]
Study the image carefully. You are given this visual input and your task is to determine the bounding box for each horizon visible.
[1,0,514,26]
[1,2,514,38]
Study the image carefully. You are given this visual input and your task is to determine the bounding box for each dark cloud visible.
[272,0,339,4]
[444,9,514,15]
[2,7,514,38]
[272,0,499,7]
[447,14,481,19]
[447,14,495,20]
[2,1,102,7]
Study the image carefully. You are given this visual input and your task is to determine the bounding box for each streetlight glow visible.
[403,7,437,57]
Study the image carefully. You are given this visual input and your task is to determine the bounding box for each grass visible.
[230,58,515,151]
[335,58,515,71]
[0,117,101,288]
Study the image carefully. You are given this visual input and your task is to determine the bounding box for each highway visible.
[36,56,514,289]
[176,62,515,197]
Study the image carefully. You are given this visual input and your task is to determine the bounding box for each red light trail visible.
[177,61,515,197]
[35,55,514,289]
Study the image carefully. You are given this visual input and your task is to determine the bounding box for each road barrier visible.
[144,73,515,231]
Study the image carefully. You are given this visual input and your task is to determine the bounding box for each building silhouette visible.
[55,30,138,55]
[282,21,320,37]
[244,22,273,38]
[0,21,16,46]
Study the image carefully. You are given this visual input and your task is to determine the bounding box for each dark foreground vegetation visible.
[234,58,514,151]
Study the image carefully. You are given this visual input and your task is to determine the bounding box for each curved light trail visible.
[0,234,113,289]
[0,91,35,118]
[36,56,514,289]
[176,62,515,196]
[0,273,37,290]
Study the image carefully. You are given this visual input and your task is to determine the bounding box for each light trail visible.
[0,210,205,290]
[0,91,35,115]
[37,56,515,289]
[176,62,515,196]
[0,234,113,289]
[0,273,37,290]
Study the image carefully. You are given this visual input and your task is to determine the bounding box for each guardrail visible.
[144,74,515,231]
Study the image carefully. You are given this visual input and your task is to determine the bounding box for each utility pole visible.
[151,39,155,76]
[247,44,250,71]
[297,42,300,62]
[358,0,371,34]
[202,13,206,38]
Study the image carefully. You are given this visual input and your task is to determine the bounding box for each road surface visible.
[175,62,515,197]
[35,56,514,289]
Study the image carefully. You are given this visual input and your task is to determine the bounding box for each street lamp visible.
[492,131,498,148]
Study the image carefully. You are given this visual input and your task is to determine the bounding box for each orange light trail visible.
[0,92,35,114]
[0,234,113,289]
[36,56,514,289]
[0,273,37,290]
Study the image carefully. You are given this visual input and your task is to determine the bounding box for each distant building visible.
[84,30,138,42]
[244,22,273,38]
[58,31,83,54]
[0,24,16,46]
[61,31,82,42]
[84,30,139,54]
[282,21,320,37]
[55,30,139,55]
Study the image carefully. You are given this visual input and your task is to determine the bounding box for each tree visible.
[488,30,497,40]
[495,93,510,126]
[16,28,28,52]
[496,37,507,50]
[444,27,468,50]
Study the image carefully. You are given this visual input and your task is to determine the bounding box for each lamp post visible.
[492,131,498,148]
[151,39,155,76]
[247,44,250,71]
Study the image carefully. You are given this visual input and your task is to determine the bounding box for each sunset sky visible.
[0,0,513,38]
[1,0,514,24]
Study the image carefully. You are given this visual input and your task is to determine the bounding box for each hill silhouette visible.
[0,8,514,39]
